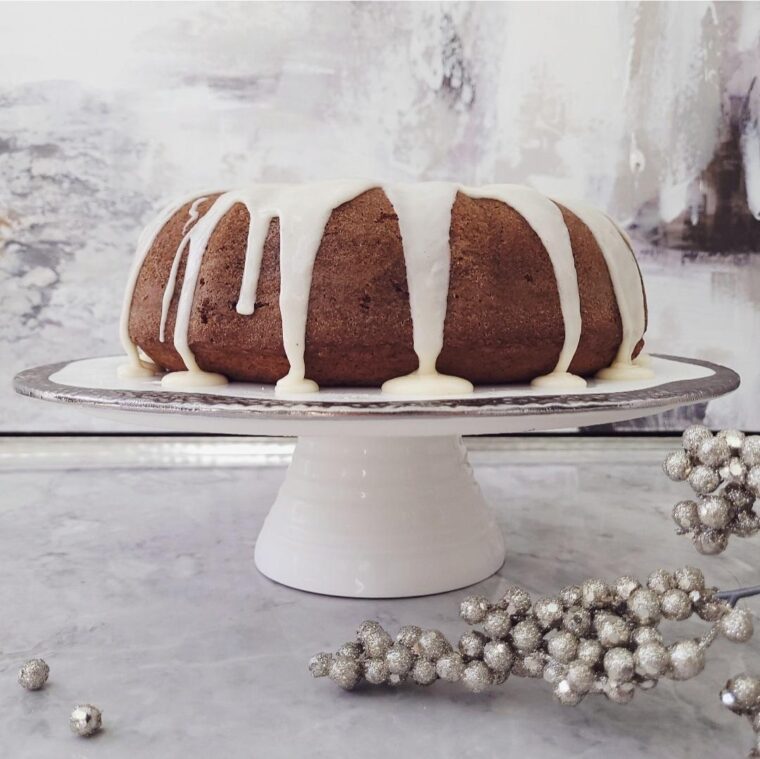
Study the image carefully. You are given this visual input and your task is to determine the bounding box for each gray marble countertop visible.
[0,436,757,759]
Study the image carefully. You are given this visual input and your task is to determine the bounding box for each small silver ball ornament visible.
[483,609,512,640]
[483,640,514,673]
[559,585,582,608]
[18,659,49,691]
[533,597,564,629]
[719,608,754,643]
[689,465,721,495]
[308,652,332,678]
[682,424,712,454]
[458,630,487,659]
[627,588,662,625]
[510,619,542,654]
[595,614,630,648]
[634,641,670,678]
[329,655,362,689]
[362,627,393,658]
[436,652,466,682]
[562,606,592,637]
[631,626,663,647]
[69,704,102,737]
[576,638,603,666]
[500,586,532,616]
[603,647,635,683]
[672,500,700,532]
[674,566,705,593]
[717,428,746,451]
[742,436,760,467]
[337,641,362,659]
[719,457,747,485]
[697,495,733,530]
[733,510,760,537]
[565,661,595,694]
[553,679,584,705]
[415,629,451,660]
[396,625,422,649]
[647,569,674,594]
[411,658,438,686]
[697,436,731,467]
[692,527,728,555]
[547,631,579,664]
[386,644,414,675]
[461,660,492,693]
[364,658,390,685]
[663,450,692,481]
[660,589,693,621]
[721,674,760,713]
[747,466,760,497]
[513,652,545,678]
[543,660,567,684]
[668,639,705,680]
[580,578,613,609]
[459,595,490,625]
[614,576,641,602]
[604,681,635,704]
[724,482,755,510]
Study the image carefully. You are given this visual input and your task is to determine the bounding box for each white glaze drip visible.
[118,192,214,378]
[382,183,473,396]
[465,185,586,389]
[555,198,652,380]
[182,196,208,233]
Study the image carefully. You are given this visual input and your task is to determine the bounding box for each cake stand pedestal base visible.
[253,435,506,597]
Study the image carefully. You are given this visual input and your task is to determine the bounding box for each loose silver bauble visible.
[510,619,542,654]
[553,679,584,706]
[674,566,705,593]
[547,631,579,664]
[663,450,692,481]
[565,661,595,694]
[386,644,414,676]
[697,436,731,468]
[461,660,492,693]
[396,625,422,649]
[435,652,466,682]
[603,647,635,683]
[688,465,721,495]
[483,640,514,673]
[717,428,746,451]
[562,606,592,637]
[595,614,630,648]
[742,436,760,467]
[721,674,760,714]
[660,589,693,621]
[631,626,663,647]
[329,655,362,689]
[308,652,332,678]
[634,641,670,678]
[719,608,754,643]
[682,424,712,455]
[627,588,662,625]
[411,658,438,686]
[559,585,582,608]
[362,627,393,658]
[69,704,102,737]
[614,576,641,602]
[458,630,487,659]
[672,500,700,532]
[459,595,491,625]
[668,639,705,681]
[483,609,513,640]
[500,586,532,616]
[580,579,613,610]
[364,658,390,685]
[416,629,451,660]
[697,495,732,530]
[692,527,729,555]
[533,597,564,630]
[576,638,604,666]
[18,659,49,691]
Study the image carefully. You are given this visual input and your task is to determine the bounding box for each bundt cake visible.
[118,181,651,395]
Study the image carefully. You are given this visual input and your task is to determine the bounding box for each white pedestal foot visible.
[254,435,505,597]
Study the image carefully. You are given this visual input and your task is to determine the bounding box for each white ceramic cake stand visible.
[14,354,738,598]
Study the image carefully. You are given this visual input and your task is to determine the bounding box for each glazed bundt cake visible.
[119,181,650,395]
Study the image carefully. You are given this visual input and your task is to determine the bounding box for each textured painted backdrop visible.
[1,1,759,431]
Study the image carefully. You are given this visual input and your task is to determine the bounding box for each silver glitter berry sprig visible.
[722,673,760,758]
[309,566,754,706]
[663,426,760,554]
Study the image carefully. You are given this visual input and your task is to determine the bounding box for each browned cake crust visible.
[128,189,645,386]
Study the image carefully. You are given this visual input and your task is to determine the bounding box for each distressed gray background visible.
[1,1,759,432]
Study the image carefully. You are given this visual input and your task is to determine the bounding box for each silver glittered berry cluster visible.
[722,673,760,758]
[309,566,754,707]
[663,425,760,554]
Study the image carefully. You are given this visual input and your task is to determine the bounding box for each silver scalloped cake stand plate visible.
[14,355,739,599]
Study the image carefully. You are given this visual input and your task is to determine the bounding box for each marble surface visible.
[0,435,758,758]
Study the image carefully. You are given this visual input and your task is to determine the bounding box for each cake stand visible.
[14,354,738,598]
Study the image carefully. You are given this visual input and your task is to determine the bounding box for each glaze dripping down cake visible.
[119,181,651,395]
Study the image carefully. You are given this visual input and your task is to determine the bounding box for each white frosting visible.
[122,182,651,394]
[555,198,652,380]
